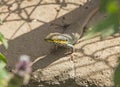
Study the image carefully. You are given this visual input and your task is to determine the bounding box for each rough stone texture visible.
[0,0,119,87]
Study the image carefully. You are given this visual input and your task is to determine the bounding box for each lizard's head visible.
[71,33,80,41]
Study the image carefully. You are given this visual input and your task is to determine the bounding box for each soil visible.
[0,0,119,87]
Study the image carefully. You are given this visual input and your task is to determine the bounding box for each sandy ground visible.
[0,0,119,87]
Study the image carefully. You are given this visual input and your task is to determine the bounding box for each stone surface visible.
[0,0,119,87]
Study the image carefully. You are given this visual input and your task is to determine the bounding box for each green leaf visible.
[0,53,7,64]
[0,61,6,70]
[0,69,9,87]
[100,0,118,14]
[0,32,8,49]
[83,13,120,40]
[8,75,22,87]
[0,69,8,80]
[114,58,120,86]
[107,1,118,14]
[100,0,110,12]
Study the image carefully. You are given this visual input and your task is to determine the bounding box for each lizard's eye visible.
[65,39,68,41]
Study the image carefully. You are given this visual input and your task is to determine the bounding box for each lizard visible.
[44,7,99,53]
[45,32,80,53]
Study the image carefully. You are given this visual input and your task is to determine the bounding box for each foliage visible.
[0,53,9,87]
[84,0,120,39]
[0,54,31,87]
[114,57,120,87]
[0,8,30,87]
[0,32,8,49]
[0,16,28,87]
[83,0,120,86]
[0,18,9,87]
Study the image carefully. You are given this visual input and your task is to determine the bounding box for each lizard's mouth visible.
[45,39,67,44]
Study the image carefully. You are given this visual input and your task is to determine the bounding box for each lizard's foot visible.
[50,45,58,53]
[64,47,74,55]
[65,50,72,55]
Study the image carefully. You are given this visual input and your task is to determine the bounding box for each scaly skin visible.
[45,32,77,54]
[45,33,75,48]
